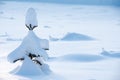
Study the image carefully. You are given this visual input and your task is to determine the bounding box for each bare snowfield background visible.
[0,1,120,80]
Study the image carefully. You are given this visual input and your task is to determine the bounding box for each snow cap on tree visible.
[7,31,49,63]
[25,8,38,30]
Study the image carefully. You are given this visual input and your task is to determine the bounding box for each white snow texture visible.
[7,31,49,63]
[7,30,50,75]
[12,55,51,75]
[0,1,120,80]
[7,8,50,75]
[25,8,38,27]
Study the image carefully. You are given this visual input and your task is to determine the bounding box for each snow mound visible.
[101,49,120,58]
[25,8,38,28]
[49,32,94,41]
[61,32,94,41]
[50,54,104,62]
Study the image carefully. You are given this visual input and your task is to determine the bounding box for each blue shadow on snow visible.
[49,54,105,62]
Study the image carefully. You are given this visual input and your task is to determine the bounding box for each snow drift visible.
[101,49,120,58]
[49,32,94,41]
[49,54,105,62]
[61,32,94,41]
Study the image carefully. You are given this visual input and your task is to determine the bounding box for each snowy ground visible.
[0,1,120,80]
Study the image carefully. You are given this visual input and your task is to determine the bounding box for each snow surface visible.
[6,37,22,41]
[0,1,120,80]
[49,36,59,41]
[0,32,8,37]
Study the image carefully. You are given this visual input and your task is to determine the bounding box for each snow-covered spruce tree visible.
[7,8,51,75]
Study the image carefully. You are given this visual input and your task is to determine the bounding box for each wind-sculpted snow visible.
[101,50,120,58]
[0,1,120,80]
[49,54,105,62]
[61,33,94,41]
[59,54,104,62]
[49,32,94,41]
[49,51,120,62]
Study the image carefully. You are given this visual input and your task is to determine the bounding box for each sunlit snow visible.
[0,1,120,80]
